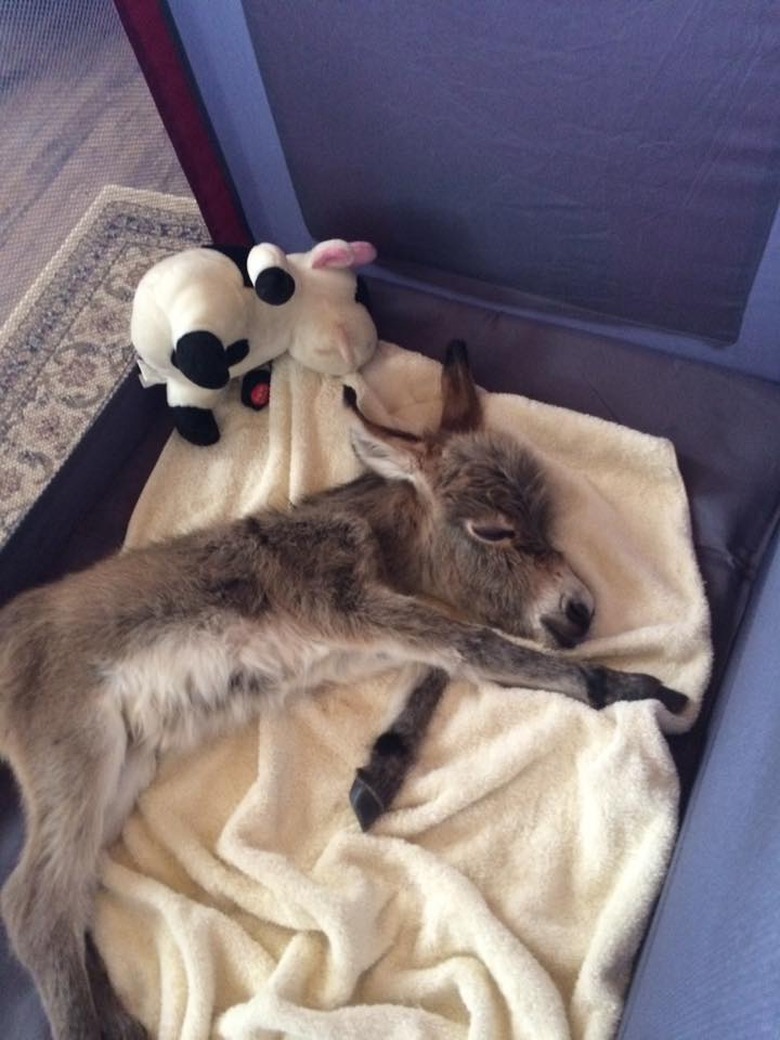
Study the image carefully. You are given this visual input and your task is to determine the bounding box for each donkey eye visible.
[465,521,516,544]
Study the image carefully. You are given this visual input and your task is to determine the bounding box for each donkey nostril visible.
[565,598,593,632]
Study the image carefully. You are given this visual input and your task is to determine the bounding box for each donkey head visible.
[345,340,595,649]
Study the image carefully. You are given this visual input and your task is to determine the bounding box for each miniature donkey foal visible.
[0,340,687,1039]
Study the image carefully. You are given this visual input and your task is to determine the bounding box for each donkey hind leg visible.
[3,810,104,1040]
[350,668,449,830]
[1,711,145,1040]
[85,933,149,1040]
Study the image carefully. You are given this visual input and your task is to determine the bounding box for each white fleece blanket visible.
[96,343,711,1040]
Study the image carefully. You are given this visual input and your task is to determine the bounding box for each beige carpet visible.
[0,185,206,552]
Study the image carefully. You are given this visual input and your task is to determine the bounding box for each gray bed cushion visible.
[243,0,780,345]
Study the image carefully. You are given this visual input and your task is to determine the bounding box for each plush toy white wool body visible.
[131,238,377,445]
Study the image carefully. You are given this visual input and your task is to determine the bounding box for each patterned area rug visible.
[0,185,207,551]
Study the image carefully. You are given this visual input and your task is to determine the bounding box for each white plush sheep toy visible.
[131,238,378,445]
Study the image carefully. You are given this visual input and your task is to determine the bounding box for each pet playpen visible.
[1,2,779,1037]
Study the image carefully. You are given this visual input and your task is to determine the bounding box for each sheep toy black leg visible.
[171,405,221,446]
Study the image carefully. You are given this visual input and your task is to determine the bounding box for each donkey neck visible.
[315,473,431,594]
[369,479,431,591]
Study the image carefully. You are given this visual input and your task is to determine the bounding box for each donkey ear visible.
[344,386,424,482]
[349,426,421,482]
[440,340,482,433]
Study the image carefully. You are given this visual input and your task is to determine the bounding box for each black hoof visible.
[659,686,690,714]
[350,770,386,831]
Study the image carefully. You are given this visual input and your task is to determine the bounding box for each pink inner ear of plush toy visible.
[310,240,377,270]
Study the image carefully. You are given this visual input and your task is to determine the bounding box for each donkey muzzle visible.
[542,588,595,649]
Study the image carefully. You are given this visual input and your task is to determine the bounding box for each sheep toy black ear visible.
[253,266,296,305]
[245,242,296,306]
[130,238,378,446]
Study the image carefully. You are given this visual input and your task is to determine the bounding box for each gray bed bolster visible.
[619,528,780,1039]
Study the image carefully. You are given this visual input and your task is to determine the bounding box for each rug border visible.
[0,184,205,550]
[0,185,202,347]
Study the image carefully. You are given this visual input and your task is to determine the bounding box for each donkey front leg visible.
[365,591,689,715]
[458,627,689,714]
[461,628,690,715]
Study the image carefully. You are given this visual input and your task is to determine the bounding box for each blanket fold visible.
[99,343,711,1039]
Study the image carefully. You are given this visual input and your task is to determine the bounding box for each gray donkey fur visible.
[0,340,687,1039]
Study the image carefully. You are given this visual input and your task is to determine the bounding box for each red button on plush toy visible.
[251,382,270,410]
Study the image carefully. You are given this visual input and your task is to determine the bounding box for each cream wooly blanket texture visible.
[97,343,712,1040]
